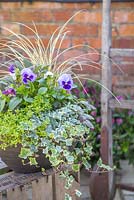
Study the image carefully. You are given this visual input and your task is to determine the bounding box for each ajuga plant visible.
[0,12,113,199]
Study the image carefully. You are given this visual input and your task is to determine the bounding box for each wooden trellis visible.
[100,0,134,199]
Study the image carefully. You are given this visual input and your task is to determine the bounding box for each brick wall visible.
[0,1,134,95]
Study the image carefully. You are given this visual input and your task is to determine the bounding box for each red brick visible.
[68,24,98,37]
[73,62,101,75]
[112,26,119,37]
[21,2,61,9]
[74,11,102,24]
[113,64,134,75]
[62,2,102,10]
[75,3,95,9]
[112,38,134,48]
[61,3,77,9]
[63,49,84,61]
[89,38,101,49]
[11,10,53,23]
[1,2,21,9]
[0,10,11,21]
[12,10,37,22]
[52,10,73,22]
[55,38,71,49]
[72,37,101,49]
[29,37,49,48]
[21,24,59,36]
[91,3,102,9]
[119,25,134,36]
[111,2,134,9]
[114,11,134,23]
[1,24,20,36]
[37,10,53,22]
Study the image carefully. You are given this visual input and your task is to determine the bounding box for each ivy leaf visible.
[29,157,38,165]
[75,189,82,197]
[97,158,103,167]
[82,157,91,169]
[66,155,74,164]
[65,193,72,200]
[72,164,80,172]
[9,97,22,110]
[0,99,5,112]
[19,148,33,159]
[38,87,47,95]
[66,139,72,146]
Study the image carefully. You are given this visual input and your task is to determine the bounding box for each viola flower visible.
[9,64,16,80]
[58,74,73,91]
[2,88,16,96]
[21,68,37,84]
[91,111,97,117]
[96,117,101,123]
[116,118,123,126]
[9,64,15,74]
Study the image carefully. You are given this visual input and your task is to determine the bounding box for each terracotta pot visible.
[0,146,51,173]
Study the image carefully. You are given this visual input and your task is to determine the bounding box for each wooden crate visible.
[0,167,80,200]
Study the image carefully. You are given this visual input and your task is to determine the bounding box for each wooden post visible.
[101,0,113,199]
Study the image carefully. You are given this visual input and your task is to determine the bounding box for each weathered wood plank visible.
[0,172,43,192]
[110,48,134,57]
[0,192,2,200]
[109,99,134,109]
[101,0,113,199]
[7,186,28,200]
[32,176,53,200]
[54,173,80,200]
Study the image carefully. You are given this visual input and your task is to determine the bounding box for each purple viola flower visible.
[91,111,97,117]
[96,117,101,123]
[116,118,123,126]
[9,64,15,73]
[21,68,37,84]
[2,88,16,96]
[58,74,73,91]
